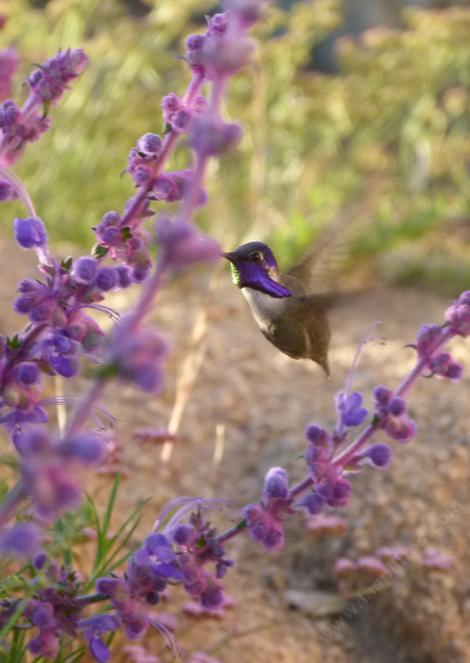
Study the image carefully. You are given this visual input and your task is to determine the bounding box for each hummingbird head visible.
[222,241,292,298]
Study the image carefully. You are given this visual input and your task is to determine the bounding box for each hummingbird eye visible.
[249,251,263,262]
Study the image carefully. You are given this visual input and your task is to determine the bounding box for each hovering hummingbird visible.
[222,241,333,375]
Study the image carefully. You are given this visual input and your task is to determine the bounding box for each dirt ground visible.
[1,241,470,663]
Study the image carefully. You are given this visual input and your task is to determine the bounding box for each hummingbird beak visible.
[221,251,236,262]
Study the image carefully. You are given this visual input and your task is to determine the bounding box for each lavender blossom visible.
[0,522,40,558]
[27,49,88,105]
[14,216,48,248]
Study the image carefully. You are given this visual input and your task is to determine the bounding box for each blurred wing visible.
[285,179,384,294]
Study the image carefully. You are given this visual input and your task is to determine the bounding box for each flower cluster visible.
[18,426,106,518]
[0,1,468,661]
[237,291,467,556]
[0,2,268,660]
[0,49,87,165]
[244,467,290,551]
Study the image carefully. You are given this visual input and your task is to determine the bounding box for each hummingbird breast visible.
[241,288,286,334]
[241,287,331,374]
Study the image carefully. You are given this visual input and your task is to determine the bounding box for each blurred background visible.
[1,0,469,293]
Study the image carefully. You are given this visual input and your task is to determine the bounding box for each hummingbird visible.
[222,241,332,375]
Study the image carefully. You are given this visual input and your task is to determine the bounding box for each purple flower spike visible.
[336,391,368,428]
[28,48,88,104]
[14,217,48,248]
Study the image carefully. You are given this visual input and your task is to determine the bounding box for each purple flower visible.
[155,217,220,268]
[137,132,162,156]
[28,628,59,659]
[171,524,194,545]
[336,391,368,427]
[95,266,118,292]
[373,386,416,443]
[0,179,17,201]
[203,17,255,78]
[0,405,48,447]
[15,361,40,386]
[58,432,107,464]
[223,0,265,26]
[428,352,463,381]
[416,323,443,356]
[304,424,332,478]
[14,216,48,248]
[0,99,21,137]
[328,479,352,507]
[27,48,88,104]
[151,170,206,205]
[200,582,224,609]
[300,491,324,515]
[44,332,80,378]
[445,291,470,337]
[78,614,120,663]
[161,93,180,119]
[72,256,98,284]
[0,523,40,558]
[33,551,48,570]
[387,396,406,416]
[243,504,284,552]
[262,467,289,500]
[111,327,168,393]
[359,443,392,468]
[190,115,242,158]
[144,533,175,564]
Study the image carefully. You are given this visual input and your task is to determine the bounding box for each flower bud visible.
[14,217,47,249]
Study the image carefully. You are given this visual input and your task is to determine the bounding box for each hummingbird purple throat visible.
[222,241,333,376]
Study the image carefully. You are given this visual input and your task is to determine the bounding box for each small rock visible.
[284,589,346,617]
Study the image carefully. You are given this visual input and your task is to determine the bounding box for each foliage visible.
[2,0,469,291]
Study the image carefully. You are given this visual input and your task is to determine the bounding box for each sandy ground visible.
[1,241,469,663]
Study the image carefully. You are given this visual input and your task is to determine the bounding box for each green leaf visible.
[92,243,108,258]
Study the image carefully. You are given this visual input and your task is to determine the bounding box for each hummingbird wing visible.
[284,180,383,295]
